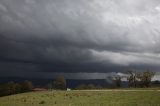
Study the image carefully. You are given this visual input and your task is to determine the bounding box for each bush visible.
[39,100,45,104]
[76,84,102,90]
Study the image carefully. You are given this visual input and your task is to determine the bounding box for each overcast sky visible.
[0,0,160,79]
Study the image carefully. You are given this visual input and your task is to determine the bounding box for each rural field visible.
[0,89,160,106]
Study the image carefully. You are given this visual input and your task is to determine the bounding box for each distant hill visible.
[0,77,128,88]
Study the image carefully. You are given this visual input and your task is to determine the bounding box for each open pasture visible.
[0,90,160,106]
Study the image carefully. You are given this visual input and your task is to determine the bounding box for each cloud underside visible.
[0,0,160,78]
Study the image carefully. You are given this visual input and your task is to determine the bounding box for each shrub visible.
[39,100,45,104]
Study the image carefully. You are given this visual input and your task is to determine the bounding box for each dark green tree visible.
[0,81,33,97]
[0,81,22,96]
[53,76,66,90]
[21,80,33,92]
[0,82,13,96]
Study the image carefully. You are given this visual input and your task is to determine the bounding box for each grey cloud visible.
[0,0,160,78]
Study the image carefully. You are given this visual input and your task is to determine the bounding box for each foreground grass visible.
[0,90,160,106]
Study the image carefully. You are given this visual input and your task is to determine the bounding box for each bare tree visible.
[127,70,138,88]
[137,70,155,87]
[114,76,122,88]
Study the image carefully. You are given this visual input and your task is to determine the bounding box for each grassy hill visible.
[0,90,160,106]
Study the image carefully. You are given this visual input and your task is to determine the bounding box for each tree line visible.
[104,70,155,88]
[74,70,155,89]
[47,70,156,90]
[0,80,33,97]
[0,70,157,96]
[127,70,155,88]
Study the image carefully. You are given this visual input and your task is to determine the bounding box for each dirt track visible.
[73,89,160,92]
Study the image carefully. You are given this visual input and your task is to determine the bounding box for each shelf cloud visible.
[0,0,160,79]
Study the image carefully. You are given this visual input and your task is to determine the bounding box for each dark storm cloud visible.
[0,0,160,79]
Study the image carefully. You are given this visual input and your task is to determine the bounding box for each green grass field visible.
[0,90,160,106]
